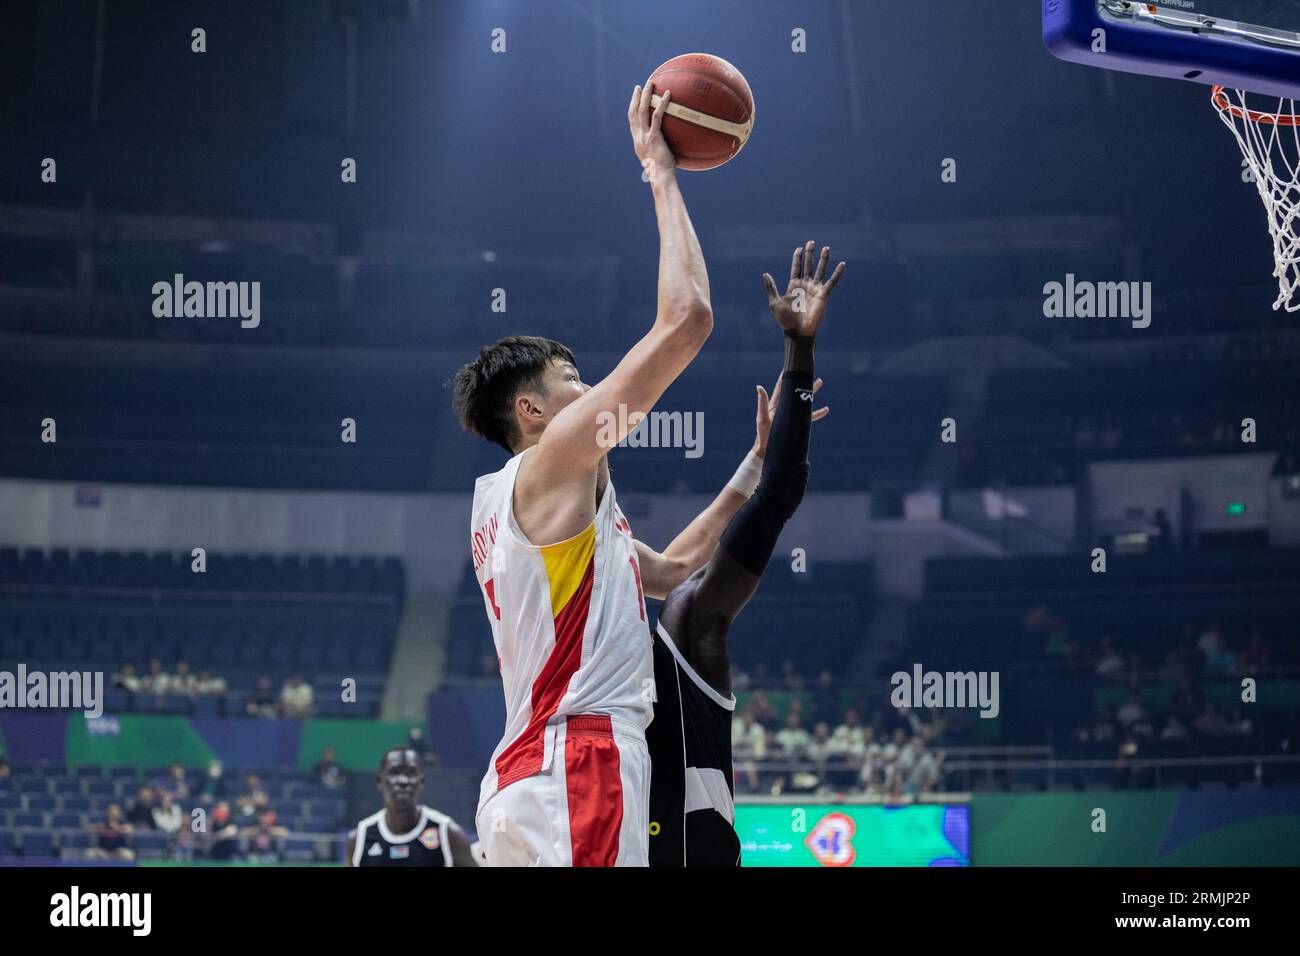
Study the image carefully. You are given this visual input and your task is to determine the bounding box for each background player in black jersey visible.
[347,746,478,867]
[647,241,843,867]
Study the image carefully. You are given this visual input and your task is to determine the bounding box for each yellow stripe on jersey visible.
[540,523,596,619]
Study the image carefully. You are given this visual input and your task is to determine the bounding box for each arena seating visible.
[0,547,403,717]
[0,760,344,862]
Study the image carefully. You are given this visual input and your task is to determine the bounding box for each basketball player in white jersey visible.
[451,81,814,866]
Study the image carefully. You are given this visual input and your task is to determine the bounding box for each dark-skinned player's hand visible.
[762,241,846,338]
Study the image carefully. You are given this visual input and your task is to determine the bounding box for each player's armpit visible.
[530,309,712,480]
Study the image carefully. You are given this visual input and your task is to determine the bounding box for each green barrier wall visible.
[295,718,420,772]
[66,715,216,770]
[971,791,1300,865]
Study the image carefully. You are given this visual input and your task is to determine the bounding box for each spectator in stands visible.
[811,671,840,728]
[831,708,868,759]
[1193,702,1229,738]
[280,674,314,718]
[1171,681,1204,728]
[1196,624,1239,676]
[732,708,768,761]
[1196,623,1226,670]
[823,712,862,790]
[731,707,766,793]
[1159,646,1190,684]
[1078,704,1119,747]
[1226,706,1254,739]
[140,657,170,696]
[749,690,779,731]
[315,745,344,788]
[0,758,9,781]
[406,726,437,767]
[206,802,240,861]
[1160,715,1189,742]
[896,704,936,739]
[872,729,909,795]
[247,674,279,718]
[807,722,834,774]
[1239,633,1272,673]
[1116,688,1147,729]
[1029,606,1079,666]
[901,736,944,796]
[194,669,227,696]
[1095,634,1126,681]
[857,729,884,793]
[780,660,805,693]
[775,713,812,761]
[1127,705,1157,740]
[243,808,288,863]
[168,660,197,696]
[86,804,134,861]
[152,790,182,836]
[196,760,228,805]
[236,772,270,822]
[156,763,191,802]
[113,662,143,694]
[126,786,156,829]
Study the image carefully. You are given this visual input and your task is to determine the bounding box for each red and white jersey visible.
[469,448,653,806]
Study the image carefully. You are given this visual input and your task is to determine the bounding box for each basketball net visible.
[1213,85,1300,311]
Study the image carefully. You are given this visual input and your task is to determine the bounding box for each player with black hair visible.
[346,746,477,867]
[647,241,844,866]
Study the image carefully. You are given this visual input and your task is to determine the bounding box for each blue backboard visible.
[1045,0,1300,98]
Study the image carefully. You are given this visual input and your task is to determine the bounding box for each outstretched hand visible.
[762,241,846,338]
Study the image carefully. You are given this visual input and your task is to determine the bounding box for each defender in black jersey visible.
[346,746,478,867]
[647,241,843,866]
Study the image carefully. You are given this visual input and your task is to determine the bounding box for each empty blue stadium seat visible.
[133,831,166,860]
[20,830,55,858]
[284,837,317,862]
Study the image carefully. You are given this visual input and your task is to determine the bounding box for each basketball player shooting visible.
[452,78,767,866]
[647,242,844,866]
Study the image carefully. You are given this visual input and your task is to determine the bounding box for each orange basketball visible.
[648,53,754,171]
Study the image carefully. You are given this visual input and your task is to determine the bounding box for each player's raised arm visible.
[529,80,713,479]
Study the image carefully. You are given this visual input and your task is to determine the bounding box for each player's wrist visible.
[728,449,764,497]
[648,164,679,192]
[783,332,815,372]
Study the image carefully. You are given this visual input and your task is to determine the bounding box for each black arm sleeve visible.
[718,343,814,577]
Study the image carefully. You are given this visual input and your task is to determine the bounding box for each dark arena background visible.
[1,0,1298,937]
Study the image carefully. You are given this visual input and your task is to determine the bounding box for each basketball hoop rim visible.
[1212,85,1300,126]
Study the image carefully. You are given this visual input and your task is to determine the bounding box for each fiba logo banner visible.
[804,812,857,867]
